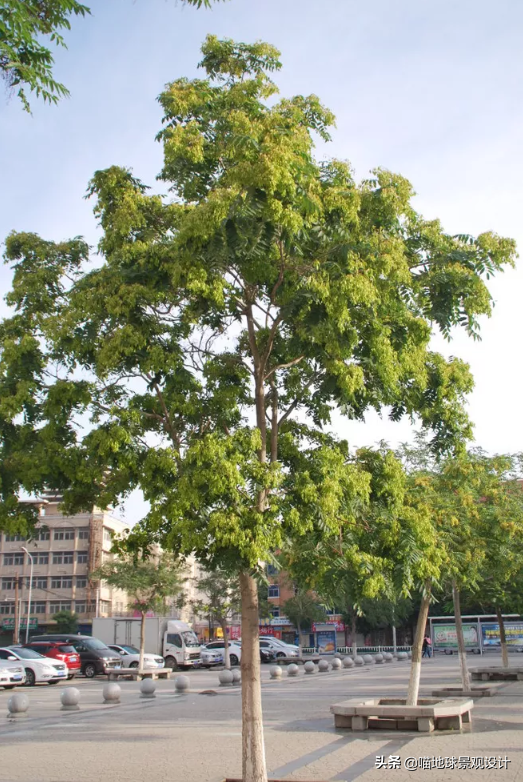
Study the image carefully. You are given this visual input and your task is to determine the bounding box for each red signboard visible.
[229,625,241,640]
[258,626,282,638]
[312,617,345,633]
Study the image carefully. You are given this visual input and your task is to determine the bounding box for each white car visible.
[200,646,224,667]
[107,644,165,669]
[258,638,299,658]
[0,647,68,686]
[205,641,242,666]
[0,660,26,689]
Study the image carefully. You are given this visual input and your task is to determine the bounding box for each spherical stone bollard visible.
[270,665,283,680]
[363,654,374,665]
[7,693,29,719]
[331,657,342,671]
[407,650,412,658]
[383,652,393,663]
[354,656,364,666]
[174,675,190,693]
[318,659,330,672]
[232,669,241,684]
[140,678,156,699]
[61,687,80,711]
[303,661,316,675]
[103,682,121,704]
[287,664,299,677]
[342,656,354,669]
[374,653,384,664]
[397,651,408,661]
[219,669,234,687]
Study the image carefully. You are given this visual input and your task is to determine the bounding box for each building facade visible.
[0,494,129,638]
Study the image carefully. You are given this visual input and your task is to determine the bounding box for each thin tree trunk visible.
[297,619,303,657]
[452,581,471,691]
[350,610,358,659]
[139,611,146,671]
[406,588,431,706]
[496,605,509,668]
[221,619,231,670]
[240,571,267,782]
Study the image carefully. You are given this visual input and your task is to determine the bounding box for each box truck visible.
[92,617,203,670]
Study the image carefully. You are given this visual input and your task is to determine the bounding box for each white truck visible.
[92,617,203,670]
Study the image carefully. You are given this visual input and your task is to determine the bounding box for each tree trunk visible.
[496,605,509,668]
[240,571,267,782]
[139,611,146,671]
[350,610,358,660]
[297,619,303,656]
[452,581,471,691]
[221,619,231,670]
[406,588,431,706]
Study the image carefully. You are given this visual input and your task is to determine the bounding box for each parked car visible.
[107,644,165,669]
[24,641,81,679]
[30,634,123,678]
[0,647,67,686]
[0,659,26,689]
[259,638,299,658]
[199,646,224,667]
[260,647,276,663]
[205,641,242,666]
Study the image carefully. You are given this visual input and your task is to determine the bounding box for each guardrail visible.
[301,645,412,655]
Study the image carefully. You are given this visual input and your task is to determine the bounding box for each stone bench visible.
[107,668,173,682]
[470,667,523,682]
[331,697,473,733]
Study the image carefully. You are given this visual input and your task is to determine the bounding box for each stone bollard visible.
[174,675,190,693]
[7,693,29,719]
[342,656,354,669]
[397,651,408,661]
[383,652,393,663]
[331,658,342,671]
[61,687,80,711]
[363,654,374,665]
[140,678,156,699]
[270,665,283,680]
[407,650,412,658]
[103,683,121,704]
[232,669,241,684]
[354,656,364,666]
[303,661,315,675]
[219,670,234,687]
[374,653,384,664]
[287,664,299,677]
[318,659,330,672]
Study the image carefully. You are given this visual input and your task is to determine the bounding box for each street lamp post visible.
[20,547,33,643]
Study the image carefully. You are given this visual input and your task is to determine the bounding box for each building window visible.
[35,553,49,565]
[266,564,278,576]
[34,528,50,541]
[76,551,88,564]
[74,601,86,614]
[52,552,74,565]
[268,585,280,598]
[4,533,26,542]
[54,529,75,541]
[3,553,24,566]
[33,601,47,614]
[49,601,72,614]
[1,578,16,591]
[78,528,89,540]
[51,576,73,590]
[103,528,113,547]
[0,603,15,615]
[27,577,47,590]
[270,606,280,618]
[76,577,87,589]
[99,600,111,614]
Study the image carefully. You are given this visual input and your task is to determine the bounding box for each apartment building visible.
[0,493,129,638]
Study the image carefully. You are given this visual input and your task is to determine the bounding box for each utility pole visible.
[13,575,19,645]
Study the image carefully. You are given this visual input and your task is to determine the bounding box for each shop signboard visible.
[432,624,478,649]
[316,628,337,655]
[481,623,523,648]
[1,617,38,630]
[312,618,345,633]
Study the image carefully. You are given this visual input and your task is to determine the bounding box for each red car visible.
[24,641,81,679]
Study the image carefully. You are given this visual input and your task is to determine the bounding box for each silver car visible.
[0,660,26,689]
[0,647,68,686]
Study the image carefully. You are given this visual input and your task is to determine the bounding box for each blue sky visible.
[1,0,522,523]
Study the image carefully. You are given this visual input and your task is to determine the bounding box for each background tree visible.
[52,609,78,633]
[282,589,326,654]
[92,552,185,670]
[0,36,515,782]
[1,0,225,111]
[192,569,241,668]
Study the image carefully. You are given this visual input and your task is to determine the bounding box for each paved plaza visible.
[1,654,522,782]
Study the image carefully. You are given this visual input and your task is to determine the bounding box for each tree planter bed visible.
[331,697,473,733]
[431,686,499,698]
[470,667,523,682]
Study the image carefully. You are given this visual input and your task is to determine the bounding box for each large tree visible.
[0,36,515,782]
[0,0,225,111]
